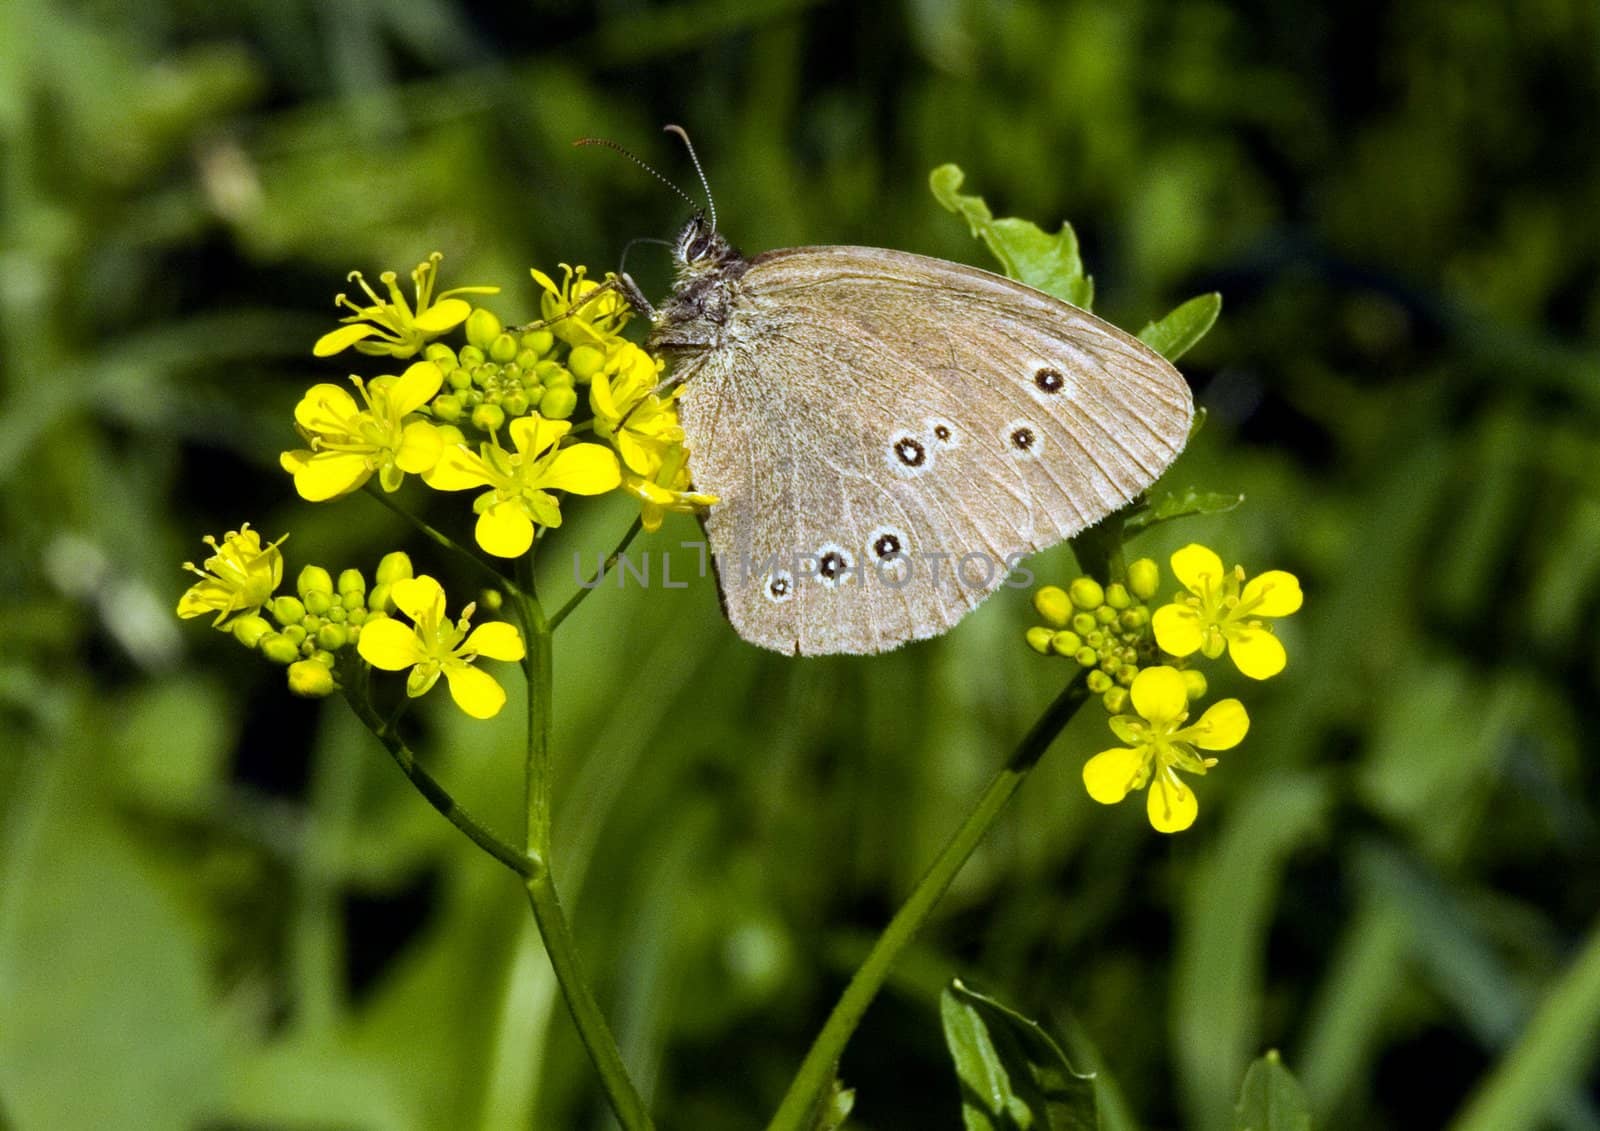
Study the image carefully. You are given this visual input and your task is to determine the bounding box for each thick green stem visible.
[765,673,1091,1131]
[518,584,654,1130]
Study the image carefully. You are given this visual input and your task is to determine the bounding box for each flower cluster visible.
[179,253,714,720]
[177,530,523,717]
[295,255,716,543]
[1028,543,1302,832]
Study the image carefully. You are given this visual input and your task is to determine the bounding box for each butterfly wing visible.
[673,245,1193,656]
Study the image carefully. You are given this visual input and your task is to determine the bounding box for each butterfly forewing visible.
[670,245,1193,656]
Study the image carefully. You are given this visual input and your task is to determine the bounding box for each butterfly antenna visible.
[619,235,673,276]
[573,136,699,213]
[663,124,716,234]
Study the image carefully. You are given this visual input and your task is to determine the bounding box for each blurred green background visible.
[3,0,1599,1128]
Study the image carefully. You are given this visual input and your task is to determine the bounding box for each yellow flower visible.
[424,415,621,557]
[590,341,682,476]
[1152,544,1303,680]
[280,361,445,501]
[314,252,500,358]
[357,576,524,719]
[530,264,629,347]
[623,444,719,533]
[1082,666,1248,833]
[177,524,286,628]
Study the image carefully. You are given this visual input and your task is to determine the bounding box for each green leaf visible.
[941,980,1098,1131]
[1234,1051,1313,1131]
[1123,486,1245,532]
[930,165,1095,308]
[1138,293,1222,362]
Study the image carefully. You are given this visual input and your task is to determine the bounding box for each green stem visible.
[517,583,654,1130]
[549,517,645,631]
[765,673,1091,1131]
[362,483,524,600]
[344,686,536,879]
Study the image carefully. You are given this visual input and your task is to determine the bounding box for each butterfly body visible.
[640,214,1193,656]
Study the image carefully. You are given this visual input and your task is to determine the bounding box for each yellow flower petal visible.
[390,361,444,416]
[464,621,525,662]
[395,420,443,474]
[280,449,310,475]
[1170,543,1225,595]
[589,372,621,421]
[176,584,225,620]
[295,383,359,433]
[509,414,570,459]
[1147,771,1198,833]
[411,297,472,333]
[357,617,429,670]
[540,443,622,495]
[314,323,378,357]
[423,446,490,491]
[442,660,507,719]
[1152,603,1203,657]
[390,575,446,624]
[476,500,534,558]
[1240,570,1303,617]
[293,452,372,502]
[1082,747,1148,804]
[1190,698,1249,750]
[1228,625,1287,679]
[1129,666,1189,727]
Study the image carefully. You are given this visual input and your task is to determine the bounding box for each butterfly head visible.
[671,211,740,282]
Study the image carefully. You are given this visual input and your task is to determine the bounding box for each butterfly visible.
[607,133,1193,656]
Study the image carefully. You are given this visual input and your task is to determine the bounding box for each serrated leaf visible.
[930,165,1095,308]
[1138,293,1222,362]
[941,980,1098,1131]
[1234,1051,1312,1131]
[1123,487,1244,532]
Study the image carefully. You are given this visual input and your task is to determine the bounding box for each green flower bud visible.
[1049,630,1082,656]
[271,595,307,626]
[230,614,272,649]
[326,605,347,624]
[472,363,499,386]
[260,633,300,665]
[375,551,411,586]
[1085,629,1105,648]
[501,362,524,384]
[341,589,364,612]
[1070,611,1096,636]
[489,331,519,364]
[1102,686,1129,713]
[502,390,530,417]
[541,386,578,420]
[1095,605,1118,625]
[1087,669,1113,693]
[1105,582,1131,610]
[479,588,504,611]
[303,589,332,616]
[1116,664,1139,686]
[1025,626,1054,655]
[542,366,575,390]
[287,658,336,698]
[521,328,555,356]
[461,389,483,407]
[456,344,483,366]
[471,403,506,433]
[1120,607,1149,631]
[368,582,392,613]
[423,341,456,366]
[1032,585,1071,628]
[448,366,473,391]
[465,308,503,350]
[281,623,307,645]
[334,568,363,596]
[1128,557,1160,601]
[483,388,502,405]
[568,344,605,381]
[316,623,349,651]
[514,348,540,371]
[297,565,333,600]
[1073,646,1098,667]
[432,393,464,422]
[1069,577,1104,609]
[1180,669,1208,701]
[524,385,545,409]
[347,608,367,626]
[435,424,466,447]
